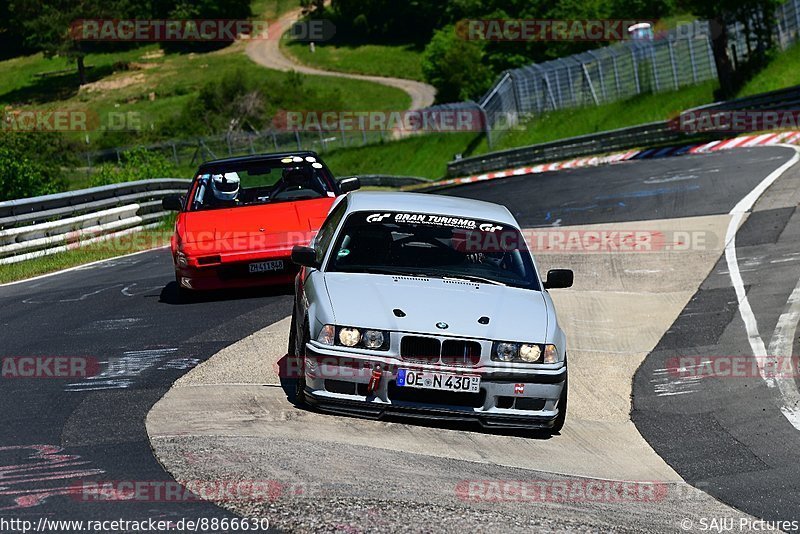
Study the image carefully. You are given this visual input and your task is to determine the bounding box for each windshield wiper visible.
[441,275,506,286]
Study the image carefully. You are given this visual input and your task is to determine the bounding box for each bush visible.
[91,147,178,186]
[0,148,63,201]
[0,132,72,201]
[422,25,495,102]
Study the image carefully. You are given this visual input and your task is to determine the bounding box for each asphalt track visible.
[632,149,800,523]
[1,145,799,531]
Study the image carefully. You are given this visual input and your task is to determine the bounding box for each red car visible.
[162,151,359,294]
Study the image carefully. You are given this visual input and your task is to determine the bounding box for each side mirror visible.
[338,176,361,194]
[162,194,183,212]
[291,246,319,268]
[544,269,573,289]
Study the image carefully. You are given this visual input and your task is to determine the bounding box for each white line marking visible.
[725,146,800,428]
[767,279,800,427]
[0,246,169,289]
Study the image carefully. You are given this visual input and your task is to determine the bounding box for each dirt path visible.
[245,7,436,110]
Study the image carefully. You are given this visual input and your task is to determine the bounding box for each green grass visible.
[321,82,718,180]
[737,42,800,97]
[283,41,425,81]
[250,0,301,19]
[323,133,478,179]
[473,81,718,154]
[0,216,175,284]
[0,44,410,150]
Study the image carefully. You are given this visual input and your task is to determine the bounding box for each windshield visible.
[327,211,541,290]
[189,155,335,211]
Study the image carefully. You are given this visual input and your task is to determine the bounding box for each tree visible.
[678,0,781,97]
[422,25,495,102]
[9,0,127,85]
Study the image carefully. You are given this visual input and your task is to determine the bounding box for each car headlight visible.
[338,327,361,347]
[362,330,384,349]
[495,342,518,362]
[177,251,189,268]
[328,326,390,350]
[317,324,335,345]
[519,344,542,362]
[492,342,560,364]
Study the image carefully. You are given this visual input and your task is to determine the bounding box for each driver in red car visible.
[163,151,359,295]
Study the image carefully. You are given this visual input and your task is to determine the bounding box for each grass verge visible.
[0,216,175,285]
[323,132,478,179]
[737,42,800,97]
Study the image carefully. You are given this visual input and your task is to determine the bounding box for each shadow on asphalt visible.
[275,353,553,441]
[158,281,293,304]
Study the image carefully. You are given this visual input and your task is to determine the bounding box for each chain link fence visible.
[479,0,800,147]
[84,128,390,169]
[479,21,718,147]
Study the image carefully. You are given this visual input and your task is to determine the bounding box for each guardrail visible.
[0,179,190,265]
[447,84,800,177]
[0,174,429,265]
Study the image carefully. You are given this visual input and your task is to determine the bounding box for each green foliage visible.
[162,67,345,137]
[0,148,59,201]
[0,132,74,200]
[91,147,178,186]
[284,41,425,81]
[422,25,494,102]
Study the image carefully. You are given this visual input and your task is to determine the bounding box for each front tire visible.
[292,319,309,406]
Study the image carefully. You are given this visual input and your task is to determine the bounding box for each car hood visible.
[323,273,549,342]
[181,198,333,249]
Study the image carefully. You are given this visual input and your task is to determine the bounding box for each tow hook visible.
[367,364,383,394]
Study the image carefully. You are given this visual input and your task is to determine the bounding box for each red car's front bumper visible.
[174,250,298,290]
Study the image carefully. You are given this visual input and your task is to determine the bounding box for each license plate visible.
[248,260,284,273]
[396,369,480,393]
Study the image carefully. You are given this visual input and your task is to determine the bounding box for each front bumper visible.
[302,343,566,430]
[175,257,297,290]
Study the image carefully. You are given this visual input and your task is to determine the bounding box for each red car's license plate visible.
[248,260,284,273]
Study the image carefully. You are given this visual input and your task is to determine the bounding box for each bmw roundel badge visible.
[436,322,449,330]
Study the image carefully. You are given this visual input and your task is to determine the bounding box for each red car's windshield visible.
[189,157,335,211]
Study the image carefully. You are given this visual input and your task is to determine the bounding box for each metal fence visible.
[84,128,391,169]
[478,0,800,147]
[478,21,719,147]
[0,179,189,265]
[447,83,800,177]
